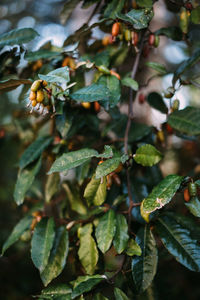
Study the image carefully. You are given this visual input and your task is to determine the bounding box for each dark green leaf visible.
[78,223,99,275]
[168,106,200,136]
[147,92,168,114]
[191,6,200,24]
[141,175,183,214]
[155,27,182,41]
[70,84,111,102]
[2,215,32,255]
[45,173,60,203]
[19,136,53,169]
[113,214,129,254]
[84,175,107,206]
[39,67,70,84]
[133,144,162,167]
[155,214,200,272]
[95,157,121,179]
[95,210,116,253]
[173,50,200,83]
[71,275,106,299]
[103,0,125,18]
[132,225,158,293]
[121,77,139,90]
[41,227,69,286]
[25,50,62,62]
[185,197,200,217]
[49,149,99,174]
[14,157,42,205]
[117,9,154,30]
[145,62,167,74]
[114,287,129,300]
[0,28,39,47]
[31,217,55,273]
[129,122,152,142]
[60,0,80,24]
[0,79,31,92]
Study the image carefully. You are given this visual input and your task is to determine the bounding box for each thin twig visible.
[124,31,146,229]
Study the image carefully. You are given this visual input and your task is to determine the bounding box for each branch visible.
[123,31,146,229]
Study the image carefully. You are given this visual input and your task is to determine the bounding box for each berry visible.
[36,90,44,103]
[138,93,145,104]
[112,22,120,37]
[29,91,36,101]
[31,100,37,107]
[132,31,139,46]
[31,80,41,92]
[110,69,121,80]
[81,102,91,109]
[148,34,155,46]
[184,188,190,202]
[94,101,101,113]
[188,182,197,197]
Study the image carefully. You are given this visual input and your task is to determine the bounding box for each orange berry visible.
[32,100,37,107]
[94,101,101,112]
[81,102,91,109]
[29,91,36,101]
[110,70,121,80]
[102,35,112,46]
[184,188,190,202]
[148,34,155,46]
[36,90,44,103]
[112,22,120,37]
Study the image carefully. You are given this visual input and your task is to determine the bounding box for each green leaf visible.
[24,50,62,62]
[2,215,33,255]
[147,92,168,114]
[0,28,39,47]
[155,27,182,41]
[95,210,116,253]
[31,217,55,273]
[141,174,183,214]
[0,79,31,92]
[49,149,98,174]
[78,223,99,275]
[14,157,42,205]
[45,173,60,203]
[94,293,109,300]
[121,77,139,90]
[168,106,200,136]
[63,183,87,215]
[39,67,70,84]
[114,287,129,300]
[71,275,106,299]
[185,197,200,217]
[41,227,69,286]
[132,225,158,293]
[113,214,129,254]
[125,239,142,256]
[84,175,107,206]
[41,283,72,298]
[173,50,200,83]
[70,84,111,102]
[95,157,121,179]
[117,9,154,30]
[191,6,200,24]
[145,62,167,74]
[134,144,162,167]
[19,136,53,169]
[103,0,125,18]
[98,75,121,107]
[129,122,152,142]
[155,214,200,272]
[136,0,153,8]
[60,0,80,24]
[100,145,113,159]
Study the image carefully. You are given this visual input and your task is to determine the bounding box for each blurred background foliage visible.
[1,0,200,299]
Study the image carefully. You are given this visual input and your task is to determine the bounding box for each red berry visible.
[138,93,145,104]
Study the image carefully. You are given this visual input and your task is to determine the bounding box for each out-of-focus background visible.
[1,0,200,299]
